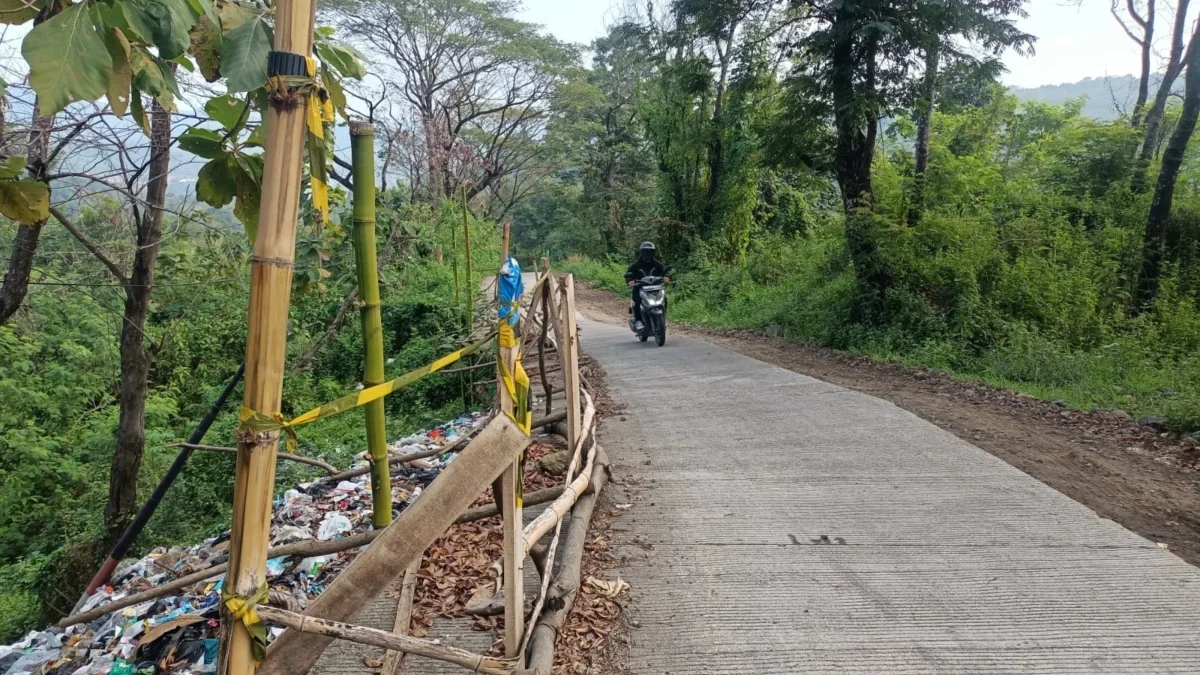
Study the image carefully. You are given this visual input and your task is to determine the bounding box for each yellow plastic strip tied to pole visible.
[239,331,496,450]
[222,584,269,664]
[268,55,334,225]
[495,274,545,436]
[497,323,532,435]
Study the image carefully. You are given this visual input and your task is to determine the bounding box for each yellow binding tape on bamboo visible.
[222,584,270,664]
[240,331,497,450]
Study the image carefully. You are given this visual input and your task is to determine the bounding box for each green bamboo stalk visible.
[451,213,461,320]
[462,187,473,327]
[350,121,391,528]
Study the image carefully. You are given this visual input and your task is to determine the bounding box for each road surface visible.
[583,315,1200,674]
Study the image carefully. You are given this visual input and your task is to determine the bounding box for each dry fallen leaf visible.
[363,657,384,668]
[585,576,630,598]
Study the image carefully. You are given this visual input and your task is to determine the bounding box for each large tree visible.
[1137,16,1200,309]
[333,0,578,204]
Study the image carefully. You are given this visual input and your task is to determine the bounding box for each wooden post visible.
[561,275,582,454]
[220,0,318,671]
[496,222,524,665]
[350,121,391,528]
[537,266,552,416]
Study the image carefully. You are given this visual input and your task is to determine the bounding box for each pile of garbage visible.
[0,412,488,675]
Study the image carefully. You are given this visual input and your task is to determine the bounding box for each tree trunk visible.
[105,99,171,538]
[1136,29,1200,310]
[907,38,940,228]
[0,6,58,324]
[1133,0,1191,193]
[704,33,734,229]
[831,16,888,315]
[1130,0,1155,128]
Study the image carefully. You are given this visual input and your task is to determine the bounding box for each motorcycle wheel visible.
[653,313,667,346]
[638,331,649,342]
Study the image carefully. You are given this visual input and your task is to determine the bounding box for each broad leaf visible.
[23,3,113,117]
[232,157,262,243]
[196,155,236,207]
[177,127,225,159]
[185,0,219,32]
[205,94,248,131]
[0,157,26,180]
[316,42,366,80]
[320,67,347,120]
[216,0,256,32]
[190,16,222,82]
[130,49,179,110]
[219,15,271,92]
[0,0,46,25]
[104,29,133,117]
[130,86,150,135]
[0,180,50,224]
[121,0,198,60]
[170,55,195,72]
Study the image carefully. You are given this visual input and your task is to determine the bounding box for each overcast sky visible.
[516,0,1169,89]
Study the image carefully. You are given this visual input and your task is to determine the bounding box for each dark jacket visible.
[625,258,665,282]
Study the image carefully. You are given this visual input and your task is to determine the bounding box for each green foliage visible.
[564,89,1200,433]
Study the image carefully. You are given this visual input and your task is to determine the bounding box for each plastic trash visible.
[3,648,59,675]
[317,513,352,540]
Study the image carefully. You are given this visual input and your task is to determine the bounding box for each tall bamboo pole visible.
[462,187,473,327]
[220,0,318,671]
[350,121,392,528]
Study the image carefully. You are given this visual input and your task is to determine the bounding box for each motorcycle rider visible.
[625,241,667,331]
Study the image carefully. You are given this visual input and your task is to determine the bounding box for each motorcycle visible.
[629,267,671,346]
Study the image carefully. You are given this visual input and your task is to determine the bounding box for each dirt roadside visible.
[574,281,1200,568]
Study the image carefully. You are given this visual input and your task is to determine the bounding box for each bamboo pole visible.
[379,556,421,675]
[522,448,610,674]
[463,188,474,326]
[220,0,318,670]
[350,121,392,529]
[495,221,524,665]
[255,607,517,675]
[522,392,596,550]
[259,416,529,675]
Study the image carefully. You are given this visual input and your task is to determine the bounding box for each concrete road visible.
[583,316,1200,674]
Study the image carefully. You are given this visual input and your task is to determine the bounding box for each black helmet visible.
[639,241,657,261]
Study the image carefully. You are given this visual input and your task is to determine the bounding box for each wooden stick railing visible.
[66,263,600,675]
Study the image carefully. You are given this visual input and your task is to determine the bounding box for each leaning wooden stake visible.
[350,120,392,528]
[220,0,318,671]
[380,556,421,675]
[259,416,529,675]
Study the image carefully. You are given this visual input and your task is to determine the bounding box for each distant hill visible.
[1008,74,1145,122]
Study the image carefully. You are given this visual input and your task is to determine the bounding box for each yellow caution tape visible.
[497,356,532,435]
[267,57,333,226]
[222,584,269,664]
[239,331,497,451]
[498,322,517,349]
[304,56,334,225]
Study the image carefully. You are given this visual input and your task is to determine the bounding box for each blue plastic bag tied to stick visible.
[498,257,523,326]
